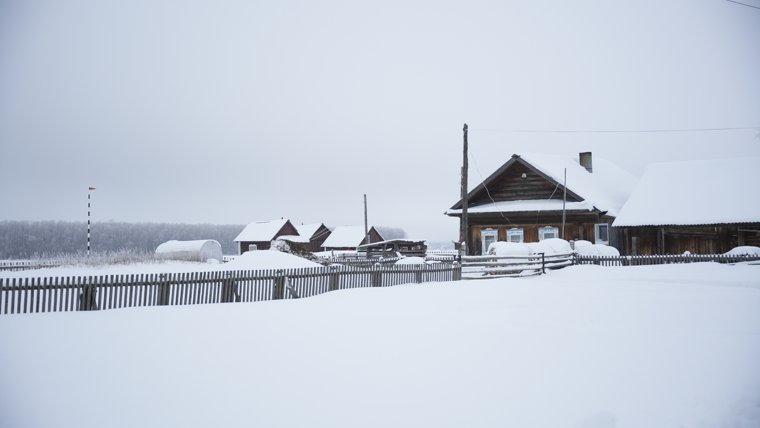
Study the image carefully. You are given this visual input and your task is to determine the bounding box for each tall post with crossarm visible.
[87,186,95,256]
[460,123,469,255]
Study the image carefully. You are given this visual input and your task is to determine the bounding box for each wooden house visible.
[612,158,760,255]
[233,219,300,253]
[294,223,332,252]
[320,225,384,251]
[446,152,637,255]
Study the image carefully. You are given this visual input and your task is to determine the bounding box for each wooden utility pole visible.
[460,123,469,255]
[561,168,567,239]
[364,194,369,245]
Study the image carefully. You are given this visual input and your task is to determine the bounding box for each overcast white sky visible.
[1,0,758,241]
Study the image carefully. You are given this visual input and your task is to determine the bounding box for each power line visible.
[470,126,760,134]
[725,0,760,11]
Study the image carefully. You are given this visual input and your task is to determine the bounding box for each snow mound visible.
[725,246,760,256]
[574,241,620,256]
[395,257,427,265]
[488,241,531,256]
[527,238,572,255]
[224,250,322,270]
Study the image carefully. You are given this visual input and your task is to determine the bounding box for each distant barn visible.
[321,225,384,251]
[155,240,223,262]
[234,219,300,253]
[294,223,332,252]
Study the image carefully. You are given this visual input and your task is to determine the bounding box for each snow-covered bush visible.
[724,246,760,256]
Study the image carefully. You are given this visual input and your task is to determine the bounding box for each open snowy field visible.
[1,263,759,428]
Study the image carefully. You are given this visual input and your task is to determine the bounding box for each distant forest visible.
[0,221,446,260]
[0,220,245,259]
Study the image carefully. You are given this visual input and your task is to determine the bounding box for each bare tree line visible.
[0,220,245,259]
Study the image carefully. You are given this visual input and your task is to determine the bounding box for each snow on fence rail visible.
[461,252,574,279]
[575,254,760,266]
[0,263,461,315]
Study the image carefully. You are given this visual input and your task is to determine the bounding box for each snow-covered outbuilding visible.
[294,223,332,252]
[612,158,760,255]
[155,240,223,262]
[233,219,300,254]
[320,225,384,251]
[446,152,637,255]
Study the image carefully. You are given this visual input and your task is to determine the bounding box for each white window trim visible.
[594,223,610,244]
[539,226,559,241]
[507,227,524,243]
[481,228,498,254]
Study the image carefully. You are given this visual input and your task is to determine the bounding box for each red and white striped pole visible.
[88,186,96,256]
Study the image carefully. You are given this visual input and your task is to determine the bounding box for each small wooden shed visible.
[320,225,384,251]
[233,219,300,254]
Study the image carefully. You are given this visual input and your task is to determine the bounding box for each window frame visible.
[539,226,559,241]
[507,227,524,243]
[480,228,498,254]
[594,223,610,244]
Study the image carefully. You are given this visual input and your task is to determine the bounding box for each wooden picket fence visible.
[575,253,760,266]
[0,263,461,315]
[0,259,65,272]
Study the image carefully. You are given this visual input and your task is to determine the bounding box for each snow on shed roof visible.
[449,153,637,217]
[295,223,326,239]
[612,157,760,227]
[321,226,379,248]
[234,219,292,242]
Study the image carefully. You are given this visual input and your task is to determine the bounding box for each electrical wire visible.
[470,126,760,134]
[725,0,760,10]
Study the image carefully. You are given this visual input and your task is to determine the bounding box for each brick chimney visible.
[579,152,592,173]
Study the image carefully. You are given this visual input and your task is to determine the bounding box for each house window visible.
[595,223,609,244]
[481,228,498,254]
[507,227,524,243]
[539,226,559,241]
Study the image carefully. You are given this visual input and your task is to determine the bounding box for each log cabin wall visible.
[469,161,582,206]
[465,212,611,255]
[621,223,760,255]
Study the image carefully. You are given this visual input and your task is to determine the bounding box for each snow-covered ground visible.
[1,263,759,428]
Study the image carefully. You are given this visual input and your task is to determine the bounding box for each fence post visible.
[222,273,240,303]
[79,279,98,311]
[372,267,382,287]
[157,274,170,306]
[273,271,285,300]
[541,253,546,274]
[415,268,423,284]
[328,270,340,292]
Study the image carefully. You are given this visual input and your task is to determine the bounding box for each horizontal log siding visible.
[469,162,582,205]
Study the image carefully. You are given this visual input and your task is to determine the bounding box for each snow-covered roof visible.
[275,235,309,243]
[321,225,379,249]
[295,223,325,239]
[613,158,760,227]
[155,240,220,253]
[234,219,292,242]
[450,200,595,215]
[448,153,637,217]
